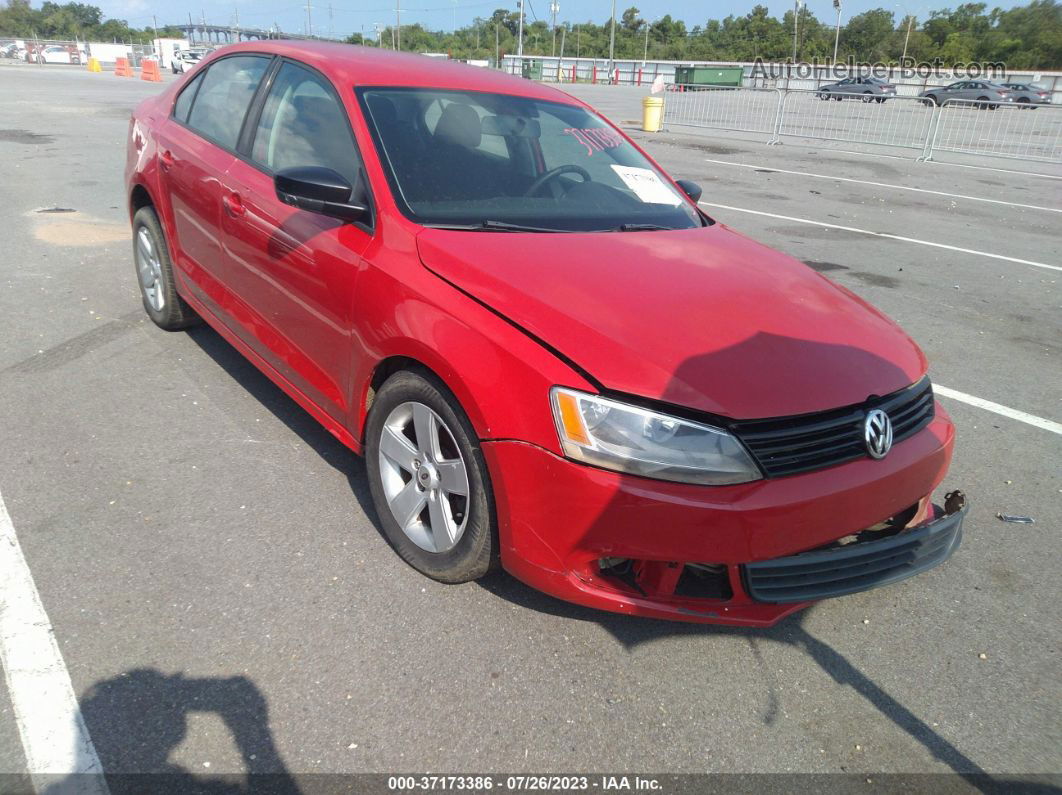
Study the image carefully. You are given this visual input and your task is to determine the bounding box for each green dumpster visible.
[673,65,744,88]
[521,59,543,80]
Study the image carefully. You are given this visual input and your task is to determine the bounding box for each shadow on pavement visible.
[62,669,298,794]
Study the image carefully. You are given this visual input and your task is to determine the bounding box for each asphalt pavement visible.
[0,65,1059,784]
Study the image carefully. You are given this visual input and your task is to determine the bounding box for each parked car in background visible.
[1000,83,1052,107]
[37,44,85,64]
[125,42,963,627]
[170,49,205,74]
[920,81,1014,109]
[817,76,896,102]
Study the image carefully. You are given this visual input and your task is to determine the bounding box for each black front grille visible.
[730,377,935,478]
[743,504,964,603]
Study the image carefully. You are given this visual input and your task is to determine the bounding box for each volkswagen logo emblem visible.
[864,409,893,459]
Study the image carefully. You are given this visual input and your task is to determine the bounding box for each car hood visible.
[417,225,926,420]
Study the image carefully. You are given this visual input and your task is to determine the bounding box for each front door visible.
[219,59,374,425]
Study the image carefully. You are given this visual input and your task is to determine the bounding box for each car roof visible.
[206,40,582,105]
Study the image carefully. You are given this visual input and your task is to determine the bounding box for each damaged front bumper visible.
[743,492,966,603]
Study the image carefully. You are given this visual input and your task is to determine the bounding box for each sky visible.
[98,0,1027,43]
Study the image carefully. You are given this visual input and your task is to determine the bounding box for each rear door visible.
[217,59,375,424]
[155,53,271,318]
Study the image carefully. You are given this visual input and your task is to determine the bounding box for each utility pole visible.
[575,23,580,57]
[188,12,194,45]
[792,0,802,64]
[643,19,649,65]
[329,3,334,37]
[517,0,524,57]
[833,0,842,63]
[495,22,499,65]
[904,13,913,63]
[305,0,313,36]
[607,0,616,82]
[152,14,160,58]
[550,1,558,56]
[233,7,239,42]
[558,24,566,80]
[452,0,457,34]
[395,0,401,49]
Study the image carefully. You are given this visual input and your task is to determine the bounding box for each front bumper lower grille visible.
[730,376,935,478]
[743,500,965,603]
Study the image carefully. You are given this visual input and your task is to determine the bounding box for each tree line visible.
[2,0,1059,69]
[352,1,1060,70]
[0,1,184,43]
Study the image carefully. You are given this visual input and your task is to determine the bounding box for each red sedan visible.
[124,42,963,626]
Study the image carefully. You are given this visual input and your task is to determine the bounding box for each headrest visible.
[434,103,481,149]
[368,94,398,127]
[481,115,541,138]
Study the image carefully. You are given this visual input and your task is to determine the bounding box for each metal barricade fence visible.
[661,86,783,138]
[776,90,938,153]
[929,99,1062,164]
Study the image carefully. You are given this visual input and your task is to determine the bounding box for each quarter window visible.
[250,61,361,187]
[185,55,270,150]
[172,71,204,123]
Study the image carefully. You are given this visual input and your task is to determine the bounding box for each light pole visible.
[517,0,524,57]
[791,0,803,64]
[833,0,842,63]
[607,0,617,83]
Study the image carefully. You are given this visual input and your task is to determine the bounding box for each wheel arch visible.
[129,182,155,218]
[357,348,492,450]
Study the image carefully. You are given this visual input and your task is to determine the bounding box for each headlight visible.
[550,387,762,485]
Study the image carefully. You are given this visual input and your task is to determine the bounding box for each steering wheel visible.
[523,164,592,197]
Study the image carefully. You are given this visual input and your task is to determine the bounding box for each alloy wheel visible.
[135,226,165,312]
[378,401,470,553]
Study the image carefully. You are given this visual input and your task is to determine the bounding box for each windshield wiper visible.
[425,220,569,233]
[613,223,673,232]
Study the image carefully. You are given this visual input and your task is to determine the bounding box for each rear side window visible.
[172,72,204,123]
[250,61,361,187]
[185,55,270,150]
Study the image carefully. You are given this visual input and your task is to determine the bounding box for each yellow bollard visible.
[642,95,664,132]
[86,57,102,73]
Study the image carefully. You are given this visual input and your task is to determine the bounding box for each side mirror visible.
[275,166,367,222]
[675,179,703,203]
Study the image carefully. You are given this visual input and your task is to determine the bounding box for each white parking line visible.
[823,148,1062,180]
[935,386,1062,435]
[0,490,108,793]
[699,201,1062,273]
[702,158,1062,213]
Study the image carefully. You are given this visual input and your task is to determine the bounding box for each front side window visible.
[185,55,270,150]
[250,61,361,187]
[358,87,702,232]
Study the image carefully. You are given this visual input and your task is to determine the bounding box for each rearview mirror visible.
[675,179,702,203]
[275,166,367,222]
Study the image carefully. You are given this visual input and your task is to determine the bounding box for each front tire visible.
[365,370,498,583]
[132,206,200,330]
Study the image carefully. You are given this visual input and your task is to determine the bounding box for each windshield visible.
[357,87,703,232]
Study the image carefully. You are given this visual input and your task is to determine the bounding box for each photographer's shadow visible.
[66,669,299,794]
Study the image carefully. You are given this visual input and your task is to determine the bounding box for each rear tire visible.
[861,91,873,102]
[365,370,498,584]
[132,206,200,330]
